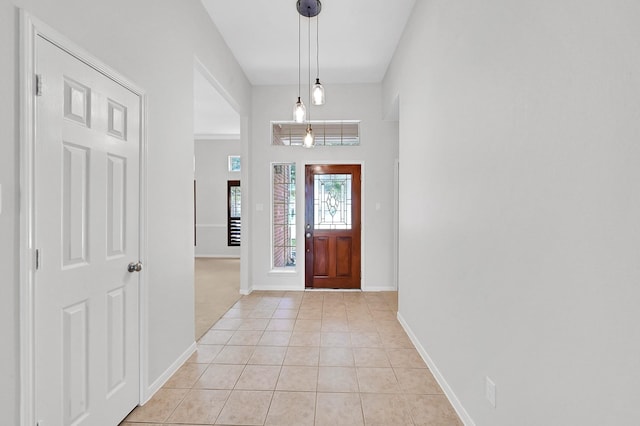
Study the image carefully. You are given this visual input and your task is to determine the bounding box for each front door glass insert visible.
[314,174,352,230]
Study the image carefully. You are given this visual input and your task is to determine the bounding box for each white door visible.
[34,35,141,426]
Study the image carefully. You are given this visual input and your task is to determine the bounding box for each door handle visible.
[306,232,312,239]
[127,262,143,273]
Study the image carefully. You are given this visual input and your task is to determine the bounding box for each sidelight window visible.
[272,163,296,268]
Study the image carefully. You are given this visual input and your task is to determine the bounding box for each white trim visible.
[194,133,241,141]
[397,313,476,426]
[19,12,149,425]
[195,255,240,259]
[362,285,397,292]
[142,342,197,404]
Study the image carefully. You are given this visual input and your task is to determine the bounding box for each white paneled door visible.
[34,35,140,426]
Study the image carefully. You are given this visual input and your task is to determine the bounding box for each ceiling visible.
[201,0,416,85]
[194,0,415,136]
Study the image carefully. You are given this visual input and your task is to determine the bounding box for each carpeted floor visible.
[194,257,241,340]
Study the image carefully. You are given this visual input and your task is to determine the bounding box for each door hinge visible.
[35,74,43,96]
[35,249,40,270]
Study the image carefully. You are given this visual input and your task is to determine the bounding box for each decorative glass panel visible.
[228,155,241,172]
[273,163,296,268]
[314,174,352,230]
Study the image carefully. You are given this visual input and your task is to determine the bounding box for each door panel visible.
[35,36,140,426]
[305,164,361,289]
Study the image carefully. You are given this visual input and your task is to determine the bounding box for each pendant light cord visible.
[308,12,312,122]
[298,13,301,99]
[316,14,320,80]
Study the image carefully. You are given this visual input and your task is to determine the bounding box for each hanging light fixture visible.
[296,0,322,147]
[312,10,325,105]
[293,13,306,122]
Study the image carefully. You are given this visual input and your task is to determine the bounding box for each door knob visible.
[128,262,143,273]
[305,232,312,239]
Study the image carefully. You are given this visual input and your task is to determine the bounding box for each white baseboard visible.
[251,283,302,292]
[194,255,240,259]
[142,341,197,405]
[362,285,397,292]
[397,313,476,426]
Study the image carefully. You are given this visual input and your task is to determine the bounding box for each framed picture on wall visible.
[228,155,241,172]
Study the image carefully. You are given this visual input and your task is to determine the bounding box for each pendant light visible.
[304,6,315,148]
[312,12,325,105]
[293,13,306,122]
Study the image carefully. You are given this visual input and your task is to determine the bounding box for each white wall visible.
[250,84,398,291]
[0,1,251,423]
[384,0,640,424]
[195,139,241,258]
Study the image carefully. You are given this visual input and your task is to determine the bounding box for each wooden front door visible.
[305,164,361,289]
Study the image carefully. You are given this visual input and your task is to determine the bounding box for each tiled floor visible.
[121,291,462,425]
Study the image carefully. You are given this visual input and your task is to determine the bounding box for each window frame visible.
[227,180,241,246]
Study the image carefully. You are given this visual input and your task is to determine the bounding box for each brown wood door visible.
[305,164,361,289]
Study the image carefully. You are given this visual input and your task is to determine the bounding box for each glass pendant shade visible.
[303,126,315,148]
[312,78,325,105]
[293,97,306,123]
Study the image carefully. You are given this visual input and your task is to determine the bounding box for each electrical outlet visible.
[486,376,497,408]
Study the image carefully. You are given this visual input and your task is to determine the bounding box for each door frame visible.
[19,12,148,426]
[302,161,366,290]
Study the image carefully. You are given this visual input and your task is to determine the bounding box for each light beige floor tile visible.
[166,389,230,424]
[194,364,244,389]
[404,394,463,425]
[227,330,264,346]
[258,331,292,346]
[223,308,251,319]
[348,319,378,332]
[350,332,383,348]
[248,346,287,365]
[235,365,281,390]
[315,392,364,426]
[265,391,316,426]
[297,308,323,319]
[278,298,302,310]
[375,320,405,334]
[379,332,414,349]
[360,393,413,425]
[321,319,350,332]
[276,366,318,391]
[283,346,320,366]
[215,390,273,425]
[232,299,260,310]
[294,319,322,332]
[289,331,321,347]
[199,330,234,345]
[272,309,299,319]
[266,318,296,331]
[371,310,397,321]
[368,302,392,311]
[321,332,352,347]
[187,344,224,364]
[164,363,208,388]
[394,368,443,394]
[124,388,188,423]
[211,318,243,331]
[212,345,255,364]
[357,367,401,393]
[317,366,359,392]
[387,348,427,368]
[319,347,355,366]
[237,318,271,331]
[248,308,276,319]
[353,347,391,367]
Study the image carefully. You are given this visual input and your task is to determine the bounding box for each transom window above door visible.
[271,121,360,146]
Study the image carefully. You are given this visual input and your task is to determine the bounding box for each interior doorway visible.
[193,63,242,339]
